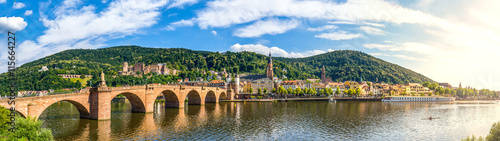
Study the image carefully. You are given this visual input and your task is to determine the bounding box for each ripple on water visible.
[41,101,500,140]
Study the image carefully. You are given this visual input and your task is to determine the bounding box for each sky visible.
[0,0,499,90]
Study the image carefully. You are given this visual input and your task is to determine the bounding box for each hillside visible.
[274,50,434,84]
[0,46,433,95]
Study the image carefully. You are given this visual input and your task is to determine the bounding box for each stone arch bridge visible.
[0,84,233,120]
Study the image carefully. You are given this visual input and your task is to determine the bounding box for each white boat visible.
[381,96,455,102]
[329,96,336,102]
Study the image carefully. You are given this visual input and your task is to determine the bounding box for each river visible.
[39,100,500,140]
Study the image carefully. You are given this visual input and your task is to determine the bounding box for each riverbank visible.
[456,98,500,101]
[221,97,383,102]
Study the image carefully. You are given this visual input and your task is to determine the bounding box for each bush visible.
[257,96,263,99]
[0,106,54,141]
[250,96,255,99]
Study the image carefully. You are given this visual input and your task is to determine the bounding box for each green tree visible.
[80,74,85,79]
[272,87,276,93]
[335,87,340,95]
[422,81,430,88]
[429,83,439,90]
[296,87,302,95]
[0,106,54,141]
[249,87,253,94]
[287,87,294,95]
[356,88,361,96]
[258,88,262,95]
[264,88,268,94]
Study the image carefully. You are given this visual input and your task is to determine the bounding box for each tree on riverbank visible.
[0,106,54,141]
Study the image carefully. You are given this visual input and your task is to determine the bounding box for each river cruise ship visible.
[381,96,455,102]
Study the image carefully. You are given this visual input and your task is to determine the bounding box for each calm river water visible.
[39,100,500,140]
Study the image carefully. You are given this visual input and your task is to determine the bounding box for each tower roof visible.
[268,51,272,63]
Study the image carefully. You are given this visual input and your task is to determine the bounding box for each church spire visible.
[266,50,274,80]
[268,51,272,63]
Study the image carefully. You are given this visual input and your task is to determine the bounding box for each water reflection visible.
[39,101,500,140]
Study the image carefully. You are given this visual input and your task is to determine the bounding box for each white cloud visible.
[211,30,217,35]
[168,0,199,9]
[233,18,299,38]
[314,31,362,40]
[328,21,385,28]
[230,43,332,58]
[24,10,33,16]
[307,25,337,32]
[13,2,25,9]
[10,0,168,64]
[369,53,425,61]
[0,0,5,4]
[363,42,443,56]
[360,26,384,35]
[0,16,27,33]
[194,0,441,29]
[164,19,195,31]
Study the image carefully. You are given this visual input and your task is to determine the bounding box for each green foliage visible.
[0,46,436,96]
[249,87,253,94]
[257,96,263,99]
[335,87,340,94]
[250,96,255,99]
[0,106,10,133]
[295,87,302,95]
[258,88,262,95]
[0,107,54,141]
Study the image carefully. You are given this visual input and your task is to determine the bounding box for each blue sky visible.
[1,0,500,90]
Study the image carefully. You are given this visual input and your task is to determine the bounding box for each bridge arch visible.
[112,92,146,112]
[219,92,227,100]
[160,90,181,108]
[205,91,217,103]
[186,90,202,105]
[39,100,91,119]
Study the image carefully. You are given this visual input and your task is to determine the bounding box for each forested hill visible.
[274,50,434,84]
[0,45,433,95]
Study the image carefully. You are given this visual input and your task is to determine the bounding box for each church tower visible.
[321,66,326,80]
[266,52,274,80]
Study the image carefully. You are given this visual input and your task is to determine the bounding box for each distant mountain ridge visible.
[0,45,433,95]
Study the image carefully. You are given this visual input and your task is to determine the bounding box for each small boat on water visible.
[382,96,455,102]
[422,117,441,120]
[329,96,336,102]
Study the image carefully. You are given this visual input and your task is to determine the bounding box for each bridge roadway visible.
[0,84,233,120]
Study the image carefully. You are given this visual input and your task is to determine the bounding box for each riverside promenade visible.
[221,97,383,102]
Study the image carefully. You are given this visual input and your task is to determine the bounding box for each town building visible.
[206,80,226,88]
[38,66,49,72]
[58,74,93,79]
[237,51,277,94]
[438,83,452,89]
